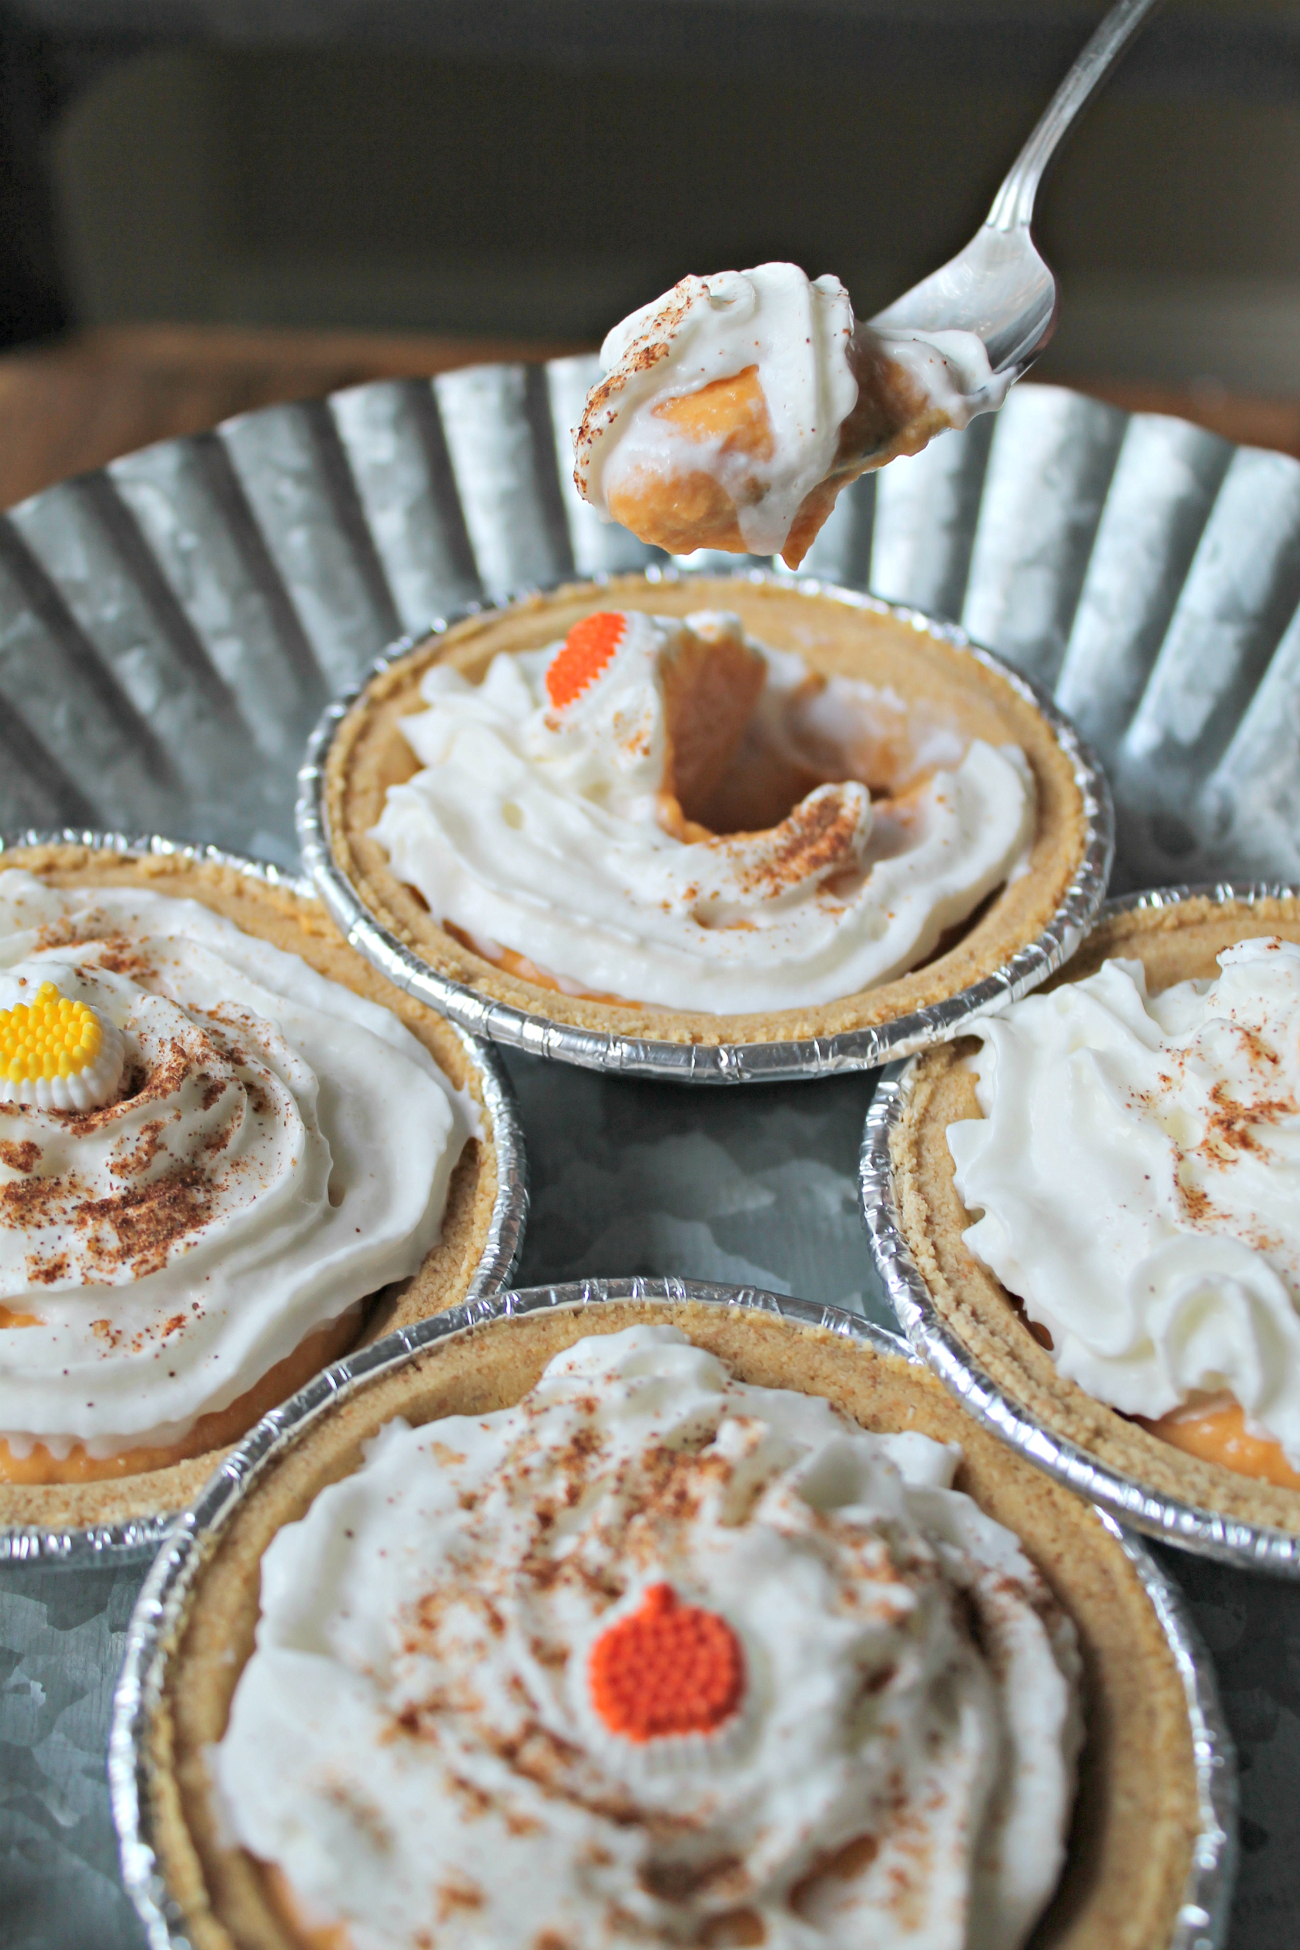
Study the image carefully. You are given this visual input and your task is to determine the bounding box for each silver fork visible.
[870,0,1165,378]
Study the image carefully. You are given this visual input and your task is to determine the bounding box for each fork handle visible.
[987,0,1165,233]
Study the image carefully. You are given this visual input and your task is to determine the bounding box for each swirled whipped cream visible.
[574,263,1009,564]
[215,1324,1081,1950]
[0,874,471,1456]
[373,609,1035,1013]
[947,937,1300,1466]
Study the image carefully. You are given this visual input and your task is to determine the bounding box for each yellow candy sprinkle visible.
[0,980,102,1082]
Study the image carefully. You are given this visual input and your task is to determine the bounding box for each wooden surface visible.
[1066,377,1300,462]
[1,323,1298,513]
[0,324,586,512]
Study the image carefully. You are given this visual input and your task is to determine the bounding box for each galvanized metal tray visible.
[0,830,529,1567]
[107,1277,1236,1950]
[861,884,1300,1577]
[2,363,1298,901]
[297,566,1113,1081]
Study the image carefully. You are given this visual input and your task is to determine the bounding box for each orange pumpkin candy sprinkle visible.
[545,611,628,709]
[588,1582,745,1742]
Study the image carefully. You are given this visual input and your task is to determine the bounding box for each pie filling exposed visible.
[213,1324,1082,1950]
[573,262,1011,567]
[371,606,1036,1015]
[0,873,472,1481]
[946,936,1300,1489]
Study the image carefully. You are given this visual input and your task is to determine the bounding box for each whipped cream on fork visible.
[575,263,1008,564]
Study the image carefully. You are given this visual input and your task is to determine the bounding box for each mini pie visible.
[890,891,1300,1534]
[0,842,508,1539]
[322,573,1096,1049]
[141,1299,1206,1950]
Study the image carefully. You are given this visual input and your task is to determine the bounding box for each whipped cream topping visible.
[947,937,1300,1466]
[0,875,471,1455]
[576,264,858,558]
[373,609,1035,1014]
[215,1324,1081,1950]
[574,263,1009,561]
[871,324,1010,441]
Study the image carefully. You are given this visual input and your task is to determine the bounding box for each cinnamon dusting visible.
[0,1137,40,1174]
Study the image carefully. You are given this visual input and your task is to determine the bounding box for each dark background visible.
[4,0,1300,392]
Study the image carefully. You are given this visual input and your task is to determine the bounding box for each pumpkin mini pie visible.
[0,840,516,1541]
[312,572,1105,1065]
[880,887,1300,1542]
[129,1293,1220,1950]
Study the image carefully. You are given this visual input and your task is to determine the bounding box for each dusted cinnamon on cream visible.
[0,875,471,1474]
[947,937,1300,1478]
[371,608,1035,1014]
[574,263,1010,566]
[214,1324,1082,1950]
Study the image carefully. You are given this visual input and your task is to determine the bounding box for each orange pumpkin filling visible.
[597,338,942,569]
[441,921,632,1006]
[605,366,774,560]
[654,364,775,455]
[263,1864,354,1950]
[589,1582,745,1742]
[1139,1394,1300,1493]
[0,1305,361,1485]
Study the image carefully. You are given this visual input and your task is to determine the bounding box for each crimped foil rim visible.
[107,1276,1233,1950]
[1094,1504,1238,1950]
[0,828,529,1566]
[296,565,1115,1083]
[861,878,1300,1578]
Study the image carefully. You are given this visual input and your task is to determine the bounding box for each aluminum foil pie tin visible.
[861,883,1300,1578]
[107,1277,1235,1950]
[0,830,529,1566]
[297,566,1114,1083]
